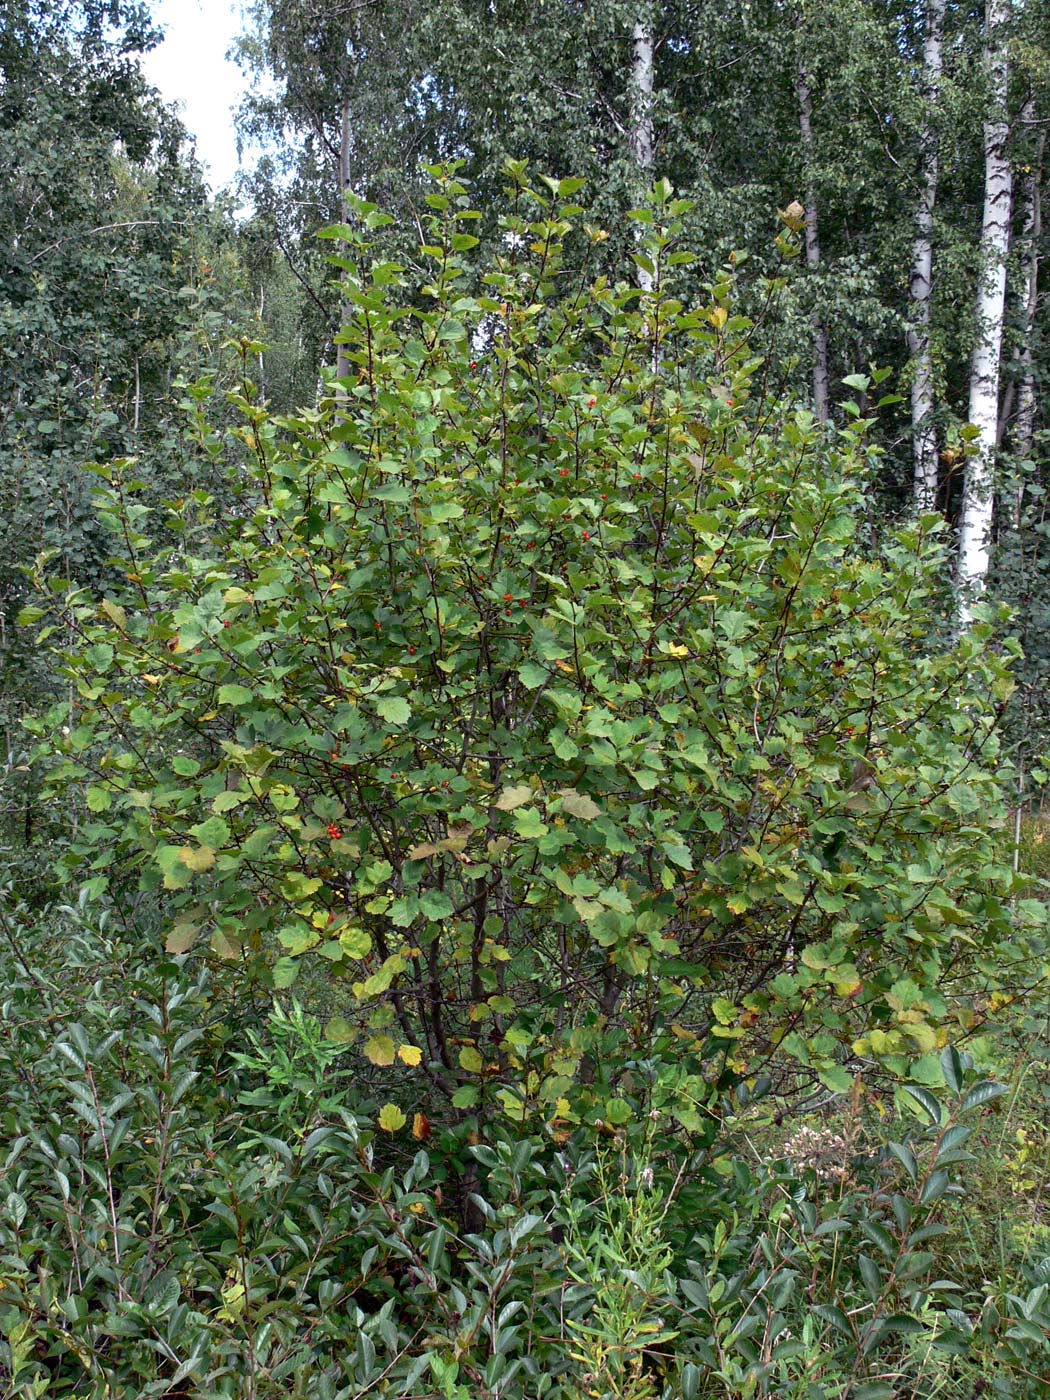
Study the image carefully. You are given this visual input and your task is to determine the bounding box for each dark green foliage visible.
[0,0,263,882]
[2,895,1049,1398]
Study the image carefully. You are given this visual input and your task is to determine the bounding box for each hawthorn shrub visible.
[25,170,1041,1142]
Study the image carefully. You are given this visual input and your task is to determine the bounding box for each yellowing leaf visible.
[101,598,127,631]
[378,1103,406,1132]
[397,1044,423,1066]
[708,305,728,330]
[495,784,533,812]
[165,922,199,954]
[339,926,372,958]
[218,1273,246,1322]
[667,642,689,658]
[325,1016,355,1044]
[459,1045,484,1073]
[210,930,240,960]
[363,1034,396,1066]
[179,845,216,872]
[407,840,440,859]
[556,788,601,821]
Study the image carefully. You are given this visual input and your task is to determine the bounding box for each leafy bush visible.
[24,171,1041,1136]
[11,169,1050,1393]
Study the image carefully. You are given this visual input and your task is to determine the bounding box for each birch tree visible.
[957,0,1013,625]
[629,13,655,294]
[908,0,945,512]
[1013,96,1044,470]
[794,45,830,422]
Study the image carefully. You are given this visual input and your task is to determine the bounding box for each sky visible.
[140,0,254,193]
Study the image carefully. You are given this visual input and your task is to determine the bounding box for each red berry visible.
[408,645,416,655]
[503,593,513,601]
[600,493,607,500]
[327,823,342,840]
[469,360,478,369]
[633,473,641,480]
[588,398,596,407]
[223,620,230,628]
[582,531,590,541]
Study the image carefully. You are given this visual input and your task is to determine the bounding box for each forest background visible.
[4,1,1050,1397]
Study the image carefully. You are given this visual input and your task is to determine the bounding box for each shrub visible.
[23,168,1040,1139]
[3,902,1049,1398]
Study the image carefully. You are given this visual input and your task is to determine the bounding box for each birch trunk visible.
[1013,102,1043,469]
[335,94,353,384]
[957,0,1012,626]
[795,60,829,423]
[908,0,945,512]
[629,16,655,294]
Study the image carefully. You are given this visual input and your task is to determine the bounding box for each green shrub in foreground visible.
[23,170,1043,1139]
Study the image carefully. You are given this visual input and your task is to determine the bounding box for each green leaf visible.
[272,957,300,988]
[960,1080,1007,1114]
[518,662,548,689]
[902,1085,943,1125]
[817,1063,853,1093]
[189,816,229,848]
[420,889,455,920]
[375,696,411,725]
[812,1304,853,1338]
[919,1169,951,1206]
[217,684,253,706]
[940,1045,964,1095]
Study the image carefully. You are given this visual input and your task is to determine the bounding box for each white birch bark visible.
[335,94,353,384]
[629,16,655,294]
[908,0,945,512]
[1013,102,1043,470]
[795,59,830,423]
[957,0,1013,625]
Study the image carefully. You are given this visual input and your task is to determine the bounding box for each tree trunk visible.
[795,58,829,423]
[1013,100,1043,469]
[335,94,353,384]
[908,0,945,512]
[956,0,1013,626]
[629,15,654,294]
